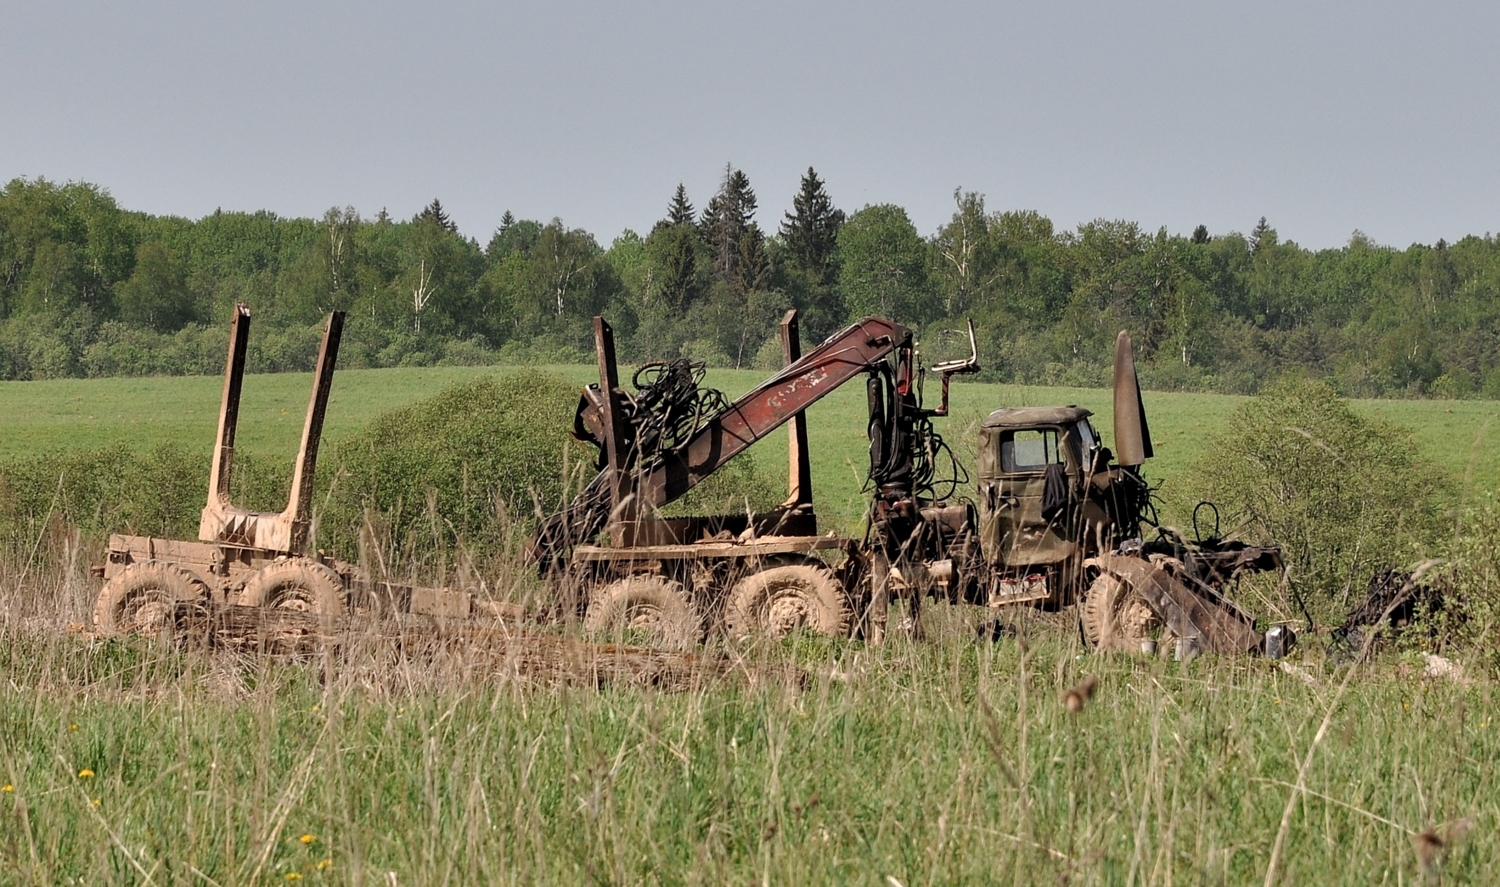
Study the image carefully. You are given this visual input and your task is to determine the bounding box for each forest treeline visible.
[2,169,1498,397]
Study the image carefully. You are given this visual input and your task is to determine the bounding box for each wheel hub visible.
[1120,598,1160,639]
[624,604,663,629]
[766,594,809,635]
[122,593,173,633]
[273,592,315,613]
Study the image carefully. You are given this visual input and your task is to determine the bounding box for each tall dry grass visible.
[3,543,1497,885]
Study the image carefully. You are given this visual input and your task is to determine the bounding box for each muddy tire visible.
[237,559,346,616]
[724,564,851,639]
[583,575,699,650]
[94,561,210,637]
[1081,571,1165,652]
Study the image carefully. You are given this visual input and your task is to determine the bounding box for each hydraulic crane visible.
[535,309,1286,656]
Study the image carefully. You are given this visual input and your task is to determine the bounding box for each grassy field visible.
[2,365,1496,529]
[2,365,1499,884]
[3,570,1497,885]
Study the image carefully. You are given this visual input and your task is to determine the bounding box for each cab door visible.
[980,426,1078,567]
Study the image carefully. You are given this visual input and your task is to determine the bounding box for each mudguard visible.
[1086,554,1262,655]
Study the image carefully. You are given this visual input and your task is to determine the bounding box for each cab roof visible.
[981,405,1093,429]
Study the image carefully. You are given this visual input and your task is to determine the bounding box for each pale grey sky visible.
[3,1,1495,249]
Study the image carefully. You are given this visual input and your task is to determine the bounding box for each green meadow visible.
[2,366,1496,529]
[2,365,1499,884]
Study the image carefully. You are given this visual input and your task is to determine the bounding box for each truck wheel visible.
[94,561,209,637]
[584,576,700,650]
[1081,571,1164,652]
[725,564,851,639]
[237,559,346,615]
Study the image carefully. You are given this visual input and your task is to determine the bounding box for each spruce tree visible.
[1191,224,1210,244]
[735,224,770,294]
[418,199,458,234]
[652,224,700,310]
[1250,216,1271,253]
[699,165,762,288]
[666,184,695,227]
[781,167,845,285]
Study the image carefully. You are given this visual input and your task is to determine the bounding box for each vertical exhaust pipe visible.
[1112,330,1154,467]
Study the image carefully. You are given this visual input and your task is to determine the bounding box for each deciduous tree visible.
[116,241,194,331]
[838,205,932,323]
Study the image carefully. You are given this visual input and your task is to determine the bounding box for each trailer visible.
[92,304,479,636]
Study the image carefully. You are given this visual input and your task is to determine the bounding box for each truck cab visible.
[975,405,1105,605]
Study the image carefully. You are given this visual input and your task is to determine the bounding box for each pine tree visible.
[1250,216,1271,254]
[666,184,695,227]
[499,210,515,234]
[781,167,845,285]
[700,165,759,284]
[418,199,457,234]
[1191,224,1210,245]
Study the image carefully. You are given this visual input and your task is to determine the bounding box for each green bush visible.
[661,457,780,518]
[0,370,781,575]
[1186,377,1448,619]
[80,322,224,377]
[319,369,780,566]
[1443,495,1500,664]
[0,443,289,558]
[319,371,588,561]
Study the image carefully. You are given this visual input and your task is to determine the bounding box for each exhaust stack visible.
[1112,330,1154,467]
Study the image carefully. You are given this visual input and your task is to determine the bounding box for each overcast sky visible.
[3,1,1496,249]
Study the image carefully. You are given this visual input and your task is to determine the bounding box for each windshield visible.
[1001,429,1062,472]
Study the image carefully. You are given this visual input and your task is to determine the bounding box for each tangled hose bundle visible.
[627,361,730,462]
[529,360,730,570]
[864,362,967,504]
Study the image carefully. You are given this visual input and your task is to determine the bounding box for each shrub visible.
[661,457,780,518]
[81,323,224,377]
[1442,495,1500,666]
[319,371,588,563]
[0,371,781,577]
[1186,377,1448,620]
[0,443,288,558]
[318,369,780,569]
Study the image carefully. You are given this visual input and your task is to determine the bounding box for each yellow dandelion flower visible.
[68,723,78,732]
[300,833,316,845]
[78,769,95,779]
[91,798,101,807]
[316,859,333,871]
[2,784,13,793]
[284,874,302,882]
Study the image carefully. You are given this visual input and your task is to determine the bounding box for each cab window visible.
[1077,421,1097,454]
[1000,429,1061,472]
